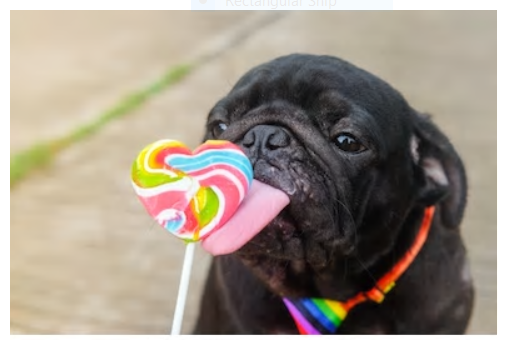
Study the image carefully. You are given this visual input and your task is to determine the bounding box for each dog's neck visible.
[310,206,435,302]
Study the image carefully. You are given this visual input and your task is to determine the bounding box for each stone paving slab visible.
[10,11,496,334]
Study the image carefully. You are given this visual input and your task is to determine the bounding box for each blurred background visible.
[10,11,496,334]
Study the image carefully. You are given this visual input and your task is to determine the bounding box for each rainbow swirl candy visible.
[131,139,253,242]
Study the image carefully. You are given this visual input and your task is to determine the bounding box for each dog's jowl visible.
[193,54,474,334]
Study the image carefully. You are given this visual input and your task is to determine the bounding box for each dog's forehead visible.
[227,55,412,121]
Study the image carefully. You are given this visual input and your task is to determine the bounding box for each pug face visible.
[202,54,466,298]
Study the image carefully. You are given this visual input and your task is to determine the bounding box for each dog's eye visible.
[333,133,366,153]
[212,122,228,137]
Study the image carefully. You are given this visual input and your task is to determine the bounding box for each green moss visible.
[10,63,193,189]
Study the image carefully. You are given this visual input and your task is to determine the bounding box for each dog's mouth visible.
[238,207,303,260]
[235,156,343,266]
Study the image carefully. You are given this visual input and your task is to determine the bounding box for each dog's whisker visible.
[334,198,359,249]
[343,258,349,281]
[355,256,379,287]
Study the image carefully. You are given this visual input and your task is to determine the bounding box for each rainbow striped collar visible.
[282,206,435,335]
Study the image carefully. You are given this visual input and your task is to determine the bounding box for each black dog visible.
[193,54,474,334]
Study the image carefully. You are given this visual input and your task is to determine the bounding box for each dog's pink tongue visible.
[201,180,289,256]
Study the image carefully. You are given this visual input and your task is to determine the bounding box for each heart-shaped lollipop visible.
[131,139,254,242]
[131,139,289,335]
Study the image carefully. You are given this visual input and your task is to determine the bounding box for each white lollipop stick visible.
[171,242,195,335]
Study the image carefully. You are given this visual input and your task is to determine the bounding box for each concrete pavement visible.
[10,11,496,334]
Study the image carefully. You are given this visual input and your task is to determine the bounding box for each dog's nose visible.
[240,125,291,154]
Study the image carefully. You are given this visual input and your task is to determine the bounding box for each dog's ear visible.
[411,112,467,229]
